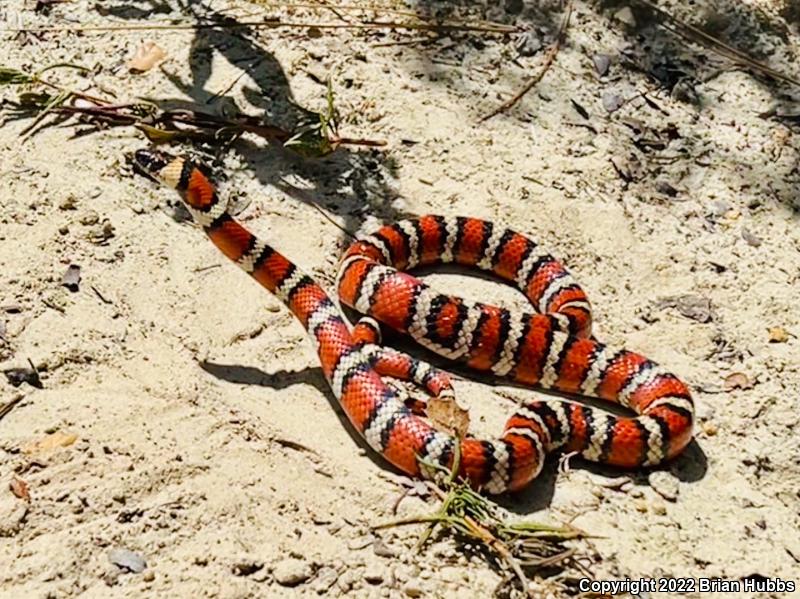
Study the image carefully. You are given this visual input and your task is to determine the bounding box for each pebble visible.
[652,500,668,516]
[593,54,611,76]
[742,228,762,247]
[59,196,77,210]
[648,471,680,502]
[702,422,718,436]
[231,560,264,577]
[273,558,313,587]
[695,401,716,421]
[0,498,28,537]
[312,566,339,594]
[614,6,636,26]
[363,562,385,585]
[79,210,100,225]
[108,548,147,573]
[602,92,625,113]
[336,568,359,592]
[403,583,424,597]
[372,538,398,558]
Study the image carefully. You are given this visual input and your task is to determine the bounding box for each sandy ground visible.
[1,0,800,597]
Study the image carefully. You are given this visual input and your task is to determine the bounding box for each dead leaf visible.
[22,431,77,454]
[768,327,790,343]
[135,123,183,143]
[127,41,166,72]
[724,372,753,391]
[426,396,470,439]
[9,476,30,502]
[4,365,42,388]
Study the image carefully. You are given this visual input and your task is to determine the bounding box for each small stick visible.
[91,285,113,305]
[0,395,25,422]
[1,18,519,35]
[480,0,572,122]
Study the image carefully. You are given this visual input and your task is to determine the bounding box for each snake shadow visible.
[198,360,410,477]
[199,352,707,514]
[103,0,405,234]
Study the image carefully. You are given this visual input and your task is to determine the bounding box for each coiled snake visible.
[134,150,693,494]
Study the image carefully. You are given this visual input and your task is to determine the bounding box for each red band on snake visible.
[134,150,694,494]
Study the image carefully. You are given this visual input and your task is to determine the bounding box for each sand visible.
[1,0,799,597]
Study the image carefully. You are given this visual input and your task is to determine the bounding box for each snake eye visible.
[133,149,173,178]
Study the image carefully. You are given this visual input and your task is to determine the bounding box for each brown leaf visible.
[127,41,166,72]
[22,431,77,454]
[426,396,470,439]
[9,476,30,502]
[724,372,753,391]
[768,327,790,343]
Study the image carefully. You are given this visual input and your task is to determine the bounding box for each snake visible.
[133,149,694,494]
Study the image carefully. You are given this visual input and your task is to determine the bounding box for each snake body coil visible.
[135,150,694,494]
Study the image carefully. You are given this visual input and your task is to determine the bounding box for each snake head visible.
[133,148,172,178]
[132,149,186,189]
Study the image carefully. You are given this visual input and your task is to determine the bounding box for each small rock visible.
[634,499,648,513]
[602,92,625,113]
[742,229,762,247]
[0,497,29,537]
[313,566,339,594]
[614,6,636,26]
[87,221,115,244]
[724,372,753,391]
[108,548,147,573]
[515,29,542,56]
[655,181,679,197]
[648,471,679,502]
[593,54,611,76]
[651,500,667,516]
[702,422,718,436]
[61,264,81,292]
[337,568,359,592]
[59,196,77,210]
[79,210,100,225]
[143,571,155,582]
[404,582,424,597]
[363,561,384,585]
[373,538,398,558]
[695,401,715,421]
[709,200,729,217]
[232,560,264,577]
[273,558,313,587]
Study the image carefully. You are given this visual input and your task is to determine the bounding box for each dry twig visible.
[373,441,588,597]
[481,0,573,122]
